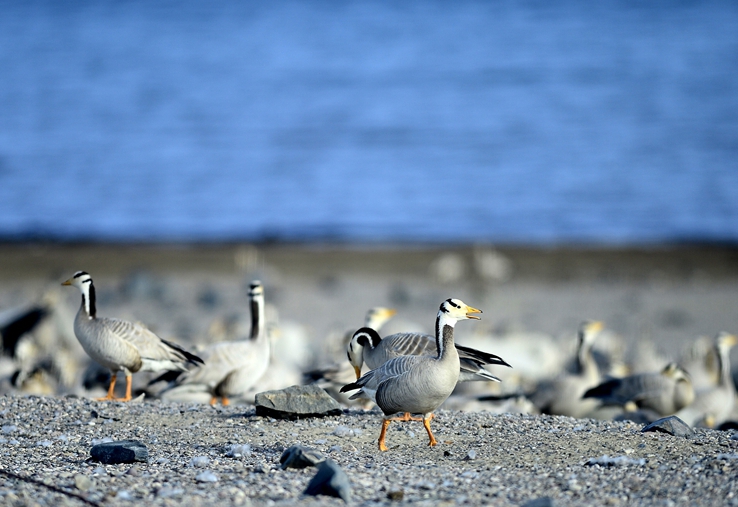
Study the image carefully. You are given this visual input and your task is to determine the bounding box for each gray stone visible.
[522,497,557,507]
[641,416,693,437]
[255,385,343,419]
[280,445,326,469]
[90,439,148,464]
[304,458,351,503]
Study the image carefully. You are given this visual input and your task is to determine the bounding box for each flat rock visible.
[255,385,343,419]
[304,458,352,503]
[90,440,148,464]
[280,444,326,469]
[641,416,693,437]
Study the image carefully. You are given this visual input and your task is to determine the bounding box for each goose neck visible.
[434,312,457,359]
[250,294,265,340]
[81,280,96,319]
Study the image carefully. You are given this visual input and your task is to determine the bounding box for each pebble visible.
[304,458,352,503]
[641,416,693,437]
[195,470,219,483]
[91,440,148,464]
[254,384,343,419]
[280,445,326,469]
[225,444,252,458]
[189,456,211,468]
[116,490,134,500]
[74,474,92,491]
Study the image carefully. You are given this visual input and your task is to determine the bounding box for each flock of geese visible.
[0,270,736,451]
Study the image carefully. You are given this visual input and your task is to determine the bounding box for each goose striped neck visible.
[248,281,265,340]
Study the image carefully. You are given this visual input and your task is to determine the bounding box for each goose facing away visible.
[583,362,694,416]
[341,298,481,451]
[159,280,271,406]
[62,271,204,402]
[528,320,603,418]
[347,327,511,382]
[676,332,737,427]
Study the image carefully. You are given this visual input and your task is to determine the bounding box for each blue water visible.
[1,1,737,244]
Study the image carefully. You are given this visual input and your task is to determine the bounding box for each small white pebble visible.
[226,444,252,458]
[195,470,219,483]
[116,490,133,500]
[189,456,211,468]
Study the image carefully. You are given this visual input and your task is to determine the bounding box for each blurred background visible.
[0,1,737,244]
[0,1,737,408]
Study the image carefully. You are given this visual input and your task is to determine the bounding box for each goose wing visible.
[367,332,435,368]
[340,354,423,400]
[101,317,202,368]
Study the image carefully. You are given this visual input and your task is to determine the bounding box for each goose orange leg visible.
[116,375,133,402]
[378,419,391,451]
[96,373,117,401]
[423,414,438,447]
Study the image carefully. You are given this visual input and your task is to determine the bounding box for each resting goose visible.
[583,362,694,416]
[159,280,270,406]
[528,320,603,418]
[341,298,481,451]
[62,271,203,401]
[676,332,737,427]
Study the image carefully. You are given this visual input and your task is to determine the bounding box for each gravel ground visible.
[0,395,737,507]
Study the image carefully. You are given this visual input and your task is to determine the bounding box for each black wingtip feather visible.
[339,381,360,394]
[148,370,184,386]
[582,379,618,399]
[160,338,205,365]
[455,344,512,368]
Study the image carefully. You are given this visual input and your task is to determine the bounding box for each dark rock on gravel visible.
[304,458,352,503]
[255,384,343,419]
[90,439,149,464]
[641,415,693,437]
[523,497,557,507]
[280,444,326,469]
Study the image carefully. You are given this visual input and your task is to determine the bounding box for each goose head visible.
[347,327,381,379]
[716,332,738,353]
[661,362,691,383]
[364,307,397,331]
[578,320,603,347]
[438,298,482,322]
[61,271,92,290]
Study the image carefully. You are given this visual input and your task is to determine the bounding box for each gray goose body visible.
[160,281,270,406]
[348,327,510,383]
[676,332,737,427]
[62,271,203,401]
[583,362,694,416]
[341,298,481,451]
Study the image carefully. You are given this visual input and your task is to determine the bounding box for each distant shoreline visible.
[0,241,736,281]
